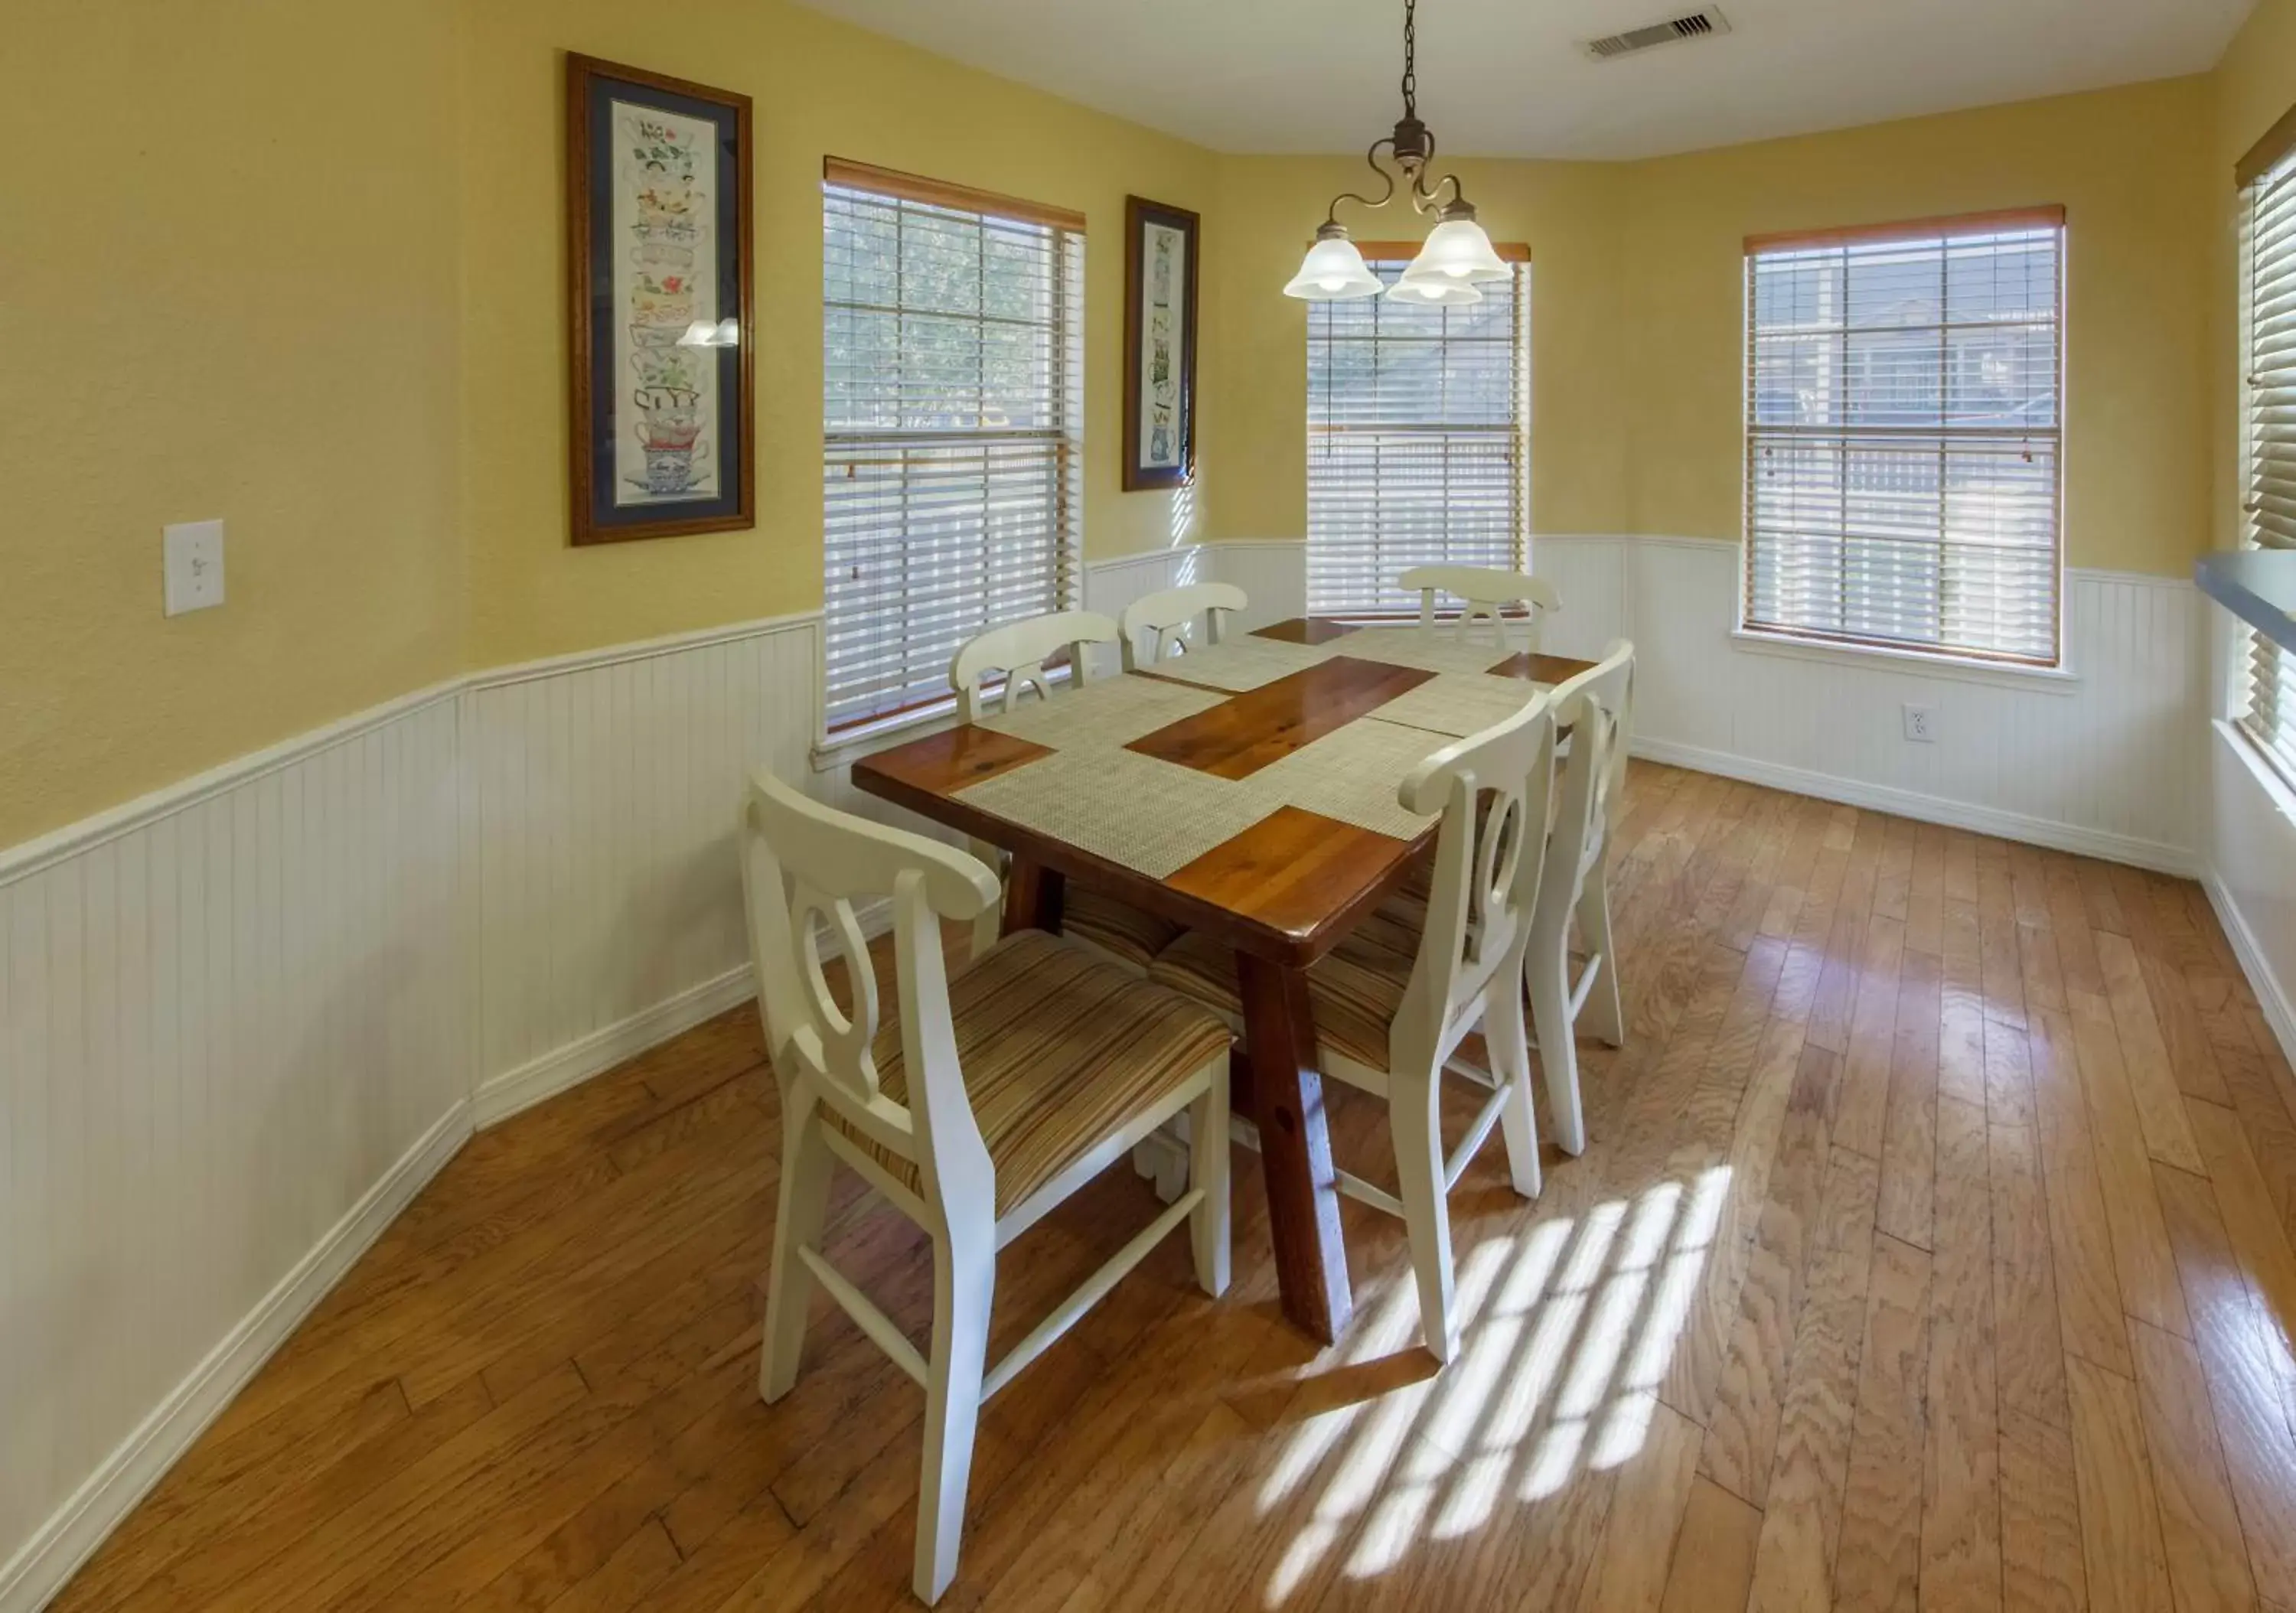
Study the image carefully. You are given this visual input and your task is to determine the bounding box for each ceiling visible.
[792,0,2252,161]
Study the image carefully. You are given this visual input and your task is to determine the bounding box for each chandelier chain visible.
[1401,0,1417,119]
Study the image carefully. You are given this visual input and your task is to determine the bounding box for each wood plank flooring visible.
[48,762,2296,1611]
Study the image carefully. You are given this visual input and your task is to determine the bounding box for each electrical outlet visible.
[164,520,226,616]
[1902,702,1936,743]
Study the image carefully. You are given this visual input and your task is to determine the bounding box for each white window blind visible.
[2241,147,2296,787]
[1743,213,2064,666]
[822,171,1083,734]
[1306,259,1529,615]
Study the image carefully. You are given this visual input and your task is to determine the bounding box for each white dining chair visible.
[1148,693,1558,1360]
[740,768,1231,1605]
[1398,564,1561,653]
[950,611,1185,973]
[1118,582,1248,671]
[1523,640,1635,1156]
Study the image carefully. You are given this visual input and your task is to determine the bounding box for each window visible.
[1743,209,2065,666]
[1306,251,1530,616]
[2240,135,2296,786]
[821,160,1084,735]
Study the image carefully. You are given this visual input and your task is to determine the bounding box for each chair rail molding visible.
[1202,533,2204,874]
[0,604,871,1613]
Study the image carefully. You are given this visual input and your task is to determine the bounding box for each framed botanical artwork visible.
[566,54,754,545]
[1123,196,1199,491]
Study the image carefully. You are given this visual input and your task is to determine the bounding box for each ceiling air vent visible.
[1583,6,1731,60]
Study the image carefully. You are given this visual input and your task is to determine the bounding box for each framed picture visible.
[566,54,754,545]
[1123,196,1199,491]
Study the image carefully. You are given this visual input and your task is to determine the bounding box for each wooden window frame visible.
[1740,206,2068,670]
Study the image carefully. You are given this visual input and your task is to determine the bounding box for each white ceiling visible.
[794,0,2252,161]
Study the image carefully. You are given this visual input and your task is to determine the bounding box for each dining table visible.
[850,616,1596,1344]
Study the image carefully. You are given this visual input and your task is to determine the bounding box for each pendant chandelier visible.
[1283,0,1508,305]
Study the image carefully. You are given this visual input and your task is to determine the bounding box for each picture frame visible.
[566,53,755,545]
[1123,195,1199,491]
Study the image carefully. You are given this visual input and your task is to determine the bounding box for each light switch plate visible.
[164,520,225,616]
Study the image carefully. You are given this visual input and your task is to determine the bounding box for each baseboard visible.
[469,896,894,1129]
[1633,735,2197,876]
[0,1100,473,1613]
[2201,869,2296,1073]
[472,966,760,1128]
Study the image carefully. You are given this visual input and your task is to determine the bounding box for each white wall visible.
[0,695,471,1611]
[2201,605,2296,1070]
[1207,534,2206,874]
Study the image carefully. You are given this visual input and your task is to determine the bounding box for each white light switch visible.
[164,520,225,616]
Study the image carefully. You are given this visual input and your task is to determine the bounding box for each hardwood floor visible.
[48,761,2296,1611]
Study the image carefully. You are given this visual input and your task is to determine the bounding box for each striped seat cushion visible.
[826,929,1231,1217]
[1146,924,1420,1075]
[1062,887,1186,971]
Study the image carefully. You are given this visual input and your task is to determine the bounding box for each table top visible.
[850,618,1594,967]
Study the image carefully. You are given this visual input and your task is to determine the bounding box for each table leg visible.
[1234,950,1352,1343]
[1001,856,1065,937]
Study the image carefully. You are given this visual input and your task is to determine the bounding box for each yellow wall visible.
[2209,0,2296,552]
[458,0,1218,667]
[1617,77,2214,575]
[1203,78,2216,578]
[0,0,467,849]
[1201,156,1630,540]
[0,0,2258,852]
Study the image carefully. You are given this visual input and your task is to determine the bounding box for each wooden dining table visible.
[851,616,1595,1344]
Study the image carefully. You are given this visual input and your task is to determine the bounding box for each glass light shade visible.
[1397,217,1511,286]
[1385,275,1483,307]
[1283,234,1384,301]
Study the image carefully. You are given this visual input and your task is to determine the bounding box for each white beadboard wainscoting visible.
[461,619,819,1126]
[2202,598,2296,1070]
[0,694,471,1612]
[1201,534,2206,873]
[0,552,1232,1609]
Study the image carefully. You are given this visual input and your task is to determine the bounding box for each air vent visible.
[1583,6,1730,60]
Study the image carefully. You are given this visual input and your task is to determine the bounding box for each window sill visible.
[1727,627,2080,696]
[810,699,960,773]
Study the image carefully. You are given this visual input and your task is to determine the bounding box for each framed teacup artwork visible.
[1122,196,1199,492]
[566,54,755,544]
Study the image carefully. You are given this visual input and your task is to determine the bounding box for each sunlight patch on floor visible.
[1257,1165,1733,1604]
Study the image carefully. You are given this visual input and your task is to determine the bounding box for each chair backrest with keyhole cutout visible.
[950,611,1121,722]
[739,768,1003,1213]
[1398,565,1561,654]
[1389,690,1558,1068]
[1118,583,1247,671]
[1533,640,1636,937]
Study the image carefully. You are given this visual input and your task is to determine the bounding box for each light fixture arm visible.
[1285,0,1506,303]
[1313,0,1479,237]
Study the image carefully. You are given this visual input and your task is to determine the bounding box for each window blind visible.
[822,171,1084,734]
[1306,259,1530,616]
[2242,148,2296,788]
[1743,213,2064,666]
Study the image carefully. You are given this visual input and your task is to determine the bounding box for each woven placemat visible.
[1336,626,1528,677]
[1136,637,1336,691]
[954,746,1273,876]
[978,674,1225,750]
[1230,716,1446,841]
[1370,672,1548,739]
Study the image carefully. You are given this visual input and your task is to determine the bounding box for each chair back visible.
[1391,691,1559,1063]
[1532,640,1636,934]
[739,768,1002,1207]
[1398,565,1561,653]
[1119,582,1247,671]
[950,611,1120,721]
